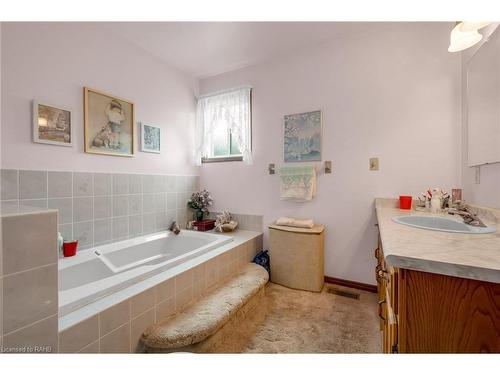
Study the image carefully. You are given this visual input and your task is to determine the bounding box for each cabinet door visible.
[378,270,387,331]
[383,289,398,353]
[402,269,500,353]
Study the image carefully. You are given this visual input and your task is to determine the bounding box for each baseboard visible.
[324,276,377,293]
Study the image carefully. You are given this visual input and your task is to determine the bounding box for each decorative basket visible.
[193,219,216,232]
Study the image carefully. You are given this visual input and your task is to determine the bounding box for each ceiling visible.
[102,22,392,78]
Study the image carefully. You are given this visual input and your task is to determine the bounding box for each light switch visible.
[369,158,379,171]
[324,161,332,174]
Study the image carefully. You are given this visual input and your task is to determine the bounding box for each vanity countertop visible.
[375,198,500,283]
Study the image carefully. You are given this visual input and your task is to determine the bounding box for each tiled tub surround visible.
[0,208,59,353]
[59,230,234,315]
[1,169,200,250]
[208,212,263,232]
[58,230,262,353]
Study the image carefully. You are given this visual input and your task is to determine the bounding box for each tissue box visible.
[193,219,216,231]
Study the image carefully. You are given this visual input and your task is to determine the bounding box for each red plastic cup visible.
[399,196,413,210]
[63,240,78,257]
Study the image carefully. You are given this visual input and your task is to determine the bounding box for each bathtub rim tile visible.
[58,314,99,353]
[19,170,48,200]
[2,263,59,334]
[1,169,19,200]
[47,171,73,198]
[57,231,261,332]
[98,299,131,337]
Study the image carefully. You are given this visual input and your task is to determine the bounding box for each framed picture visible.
[32,101,72,146]
[283,110,322,162]
[140,123,161,153]
[84,87,135,157]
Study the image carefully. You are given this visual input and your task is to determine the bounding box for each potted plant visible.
[187,190,213,222]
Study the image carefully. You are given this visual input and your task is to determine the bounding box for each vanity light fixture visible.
[459,22,491,32]
[448,22,487,52]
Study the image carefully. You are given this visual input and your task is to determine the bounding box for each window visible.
[194,86,252,164]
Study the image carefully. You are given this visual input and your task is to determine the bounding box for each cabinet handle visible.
[378,299,386,321]
[378,269,388,278]
[375,265,388,284]
[374,248,380,259]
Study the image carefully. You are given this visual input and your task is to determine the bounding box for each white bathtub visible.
[59,230,233,316]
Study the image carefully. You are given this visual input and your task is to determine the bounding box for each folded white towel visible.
[279,166,317,201]
[276,217,314,229]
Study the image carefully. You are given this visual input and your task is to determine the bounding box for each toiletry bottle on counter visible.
[57,232,64,257]
[431,195,441,212]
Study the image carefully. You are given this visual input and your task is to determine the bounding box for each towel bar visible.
[268,162,332,175]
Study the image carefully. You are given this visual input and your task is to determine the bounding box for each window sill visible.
[202,156,243,163]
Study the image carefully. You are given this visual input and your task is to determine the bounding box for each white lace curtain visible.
[194,86,253,165]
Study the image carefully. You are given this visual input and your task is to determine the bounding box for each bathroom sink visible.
[392,215,496,234]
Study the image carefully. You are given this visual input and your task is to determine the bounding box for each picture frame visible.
[84,87,135,157]
[140,123,161,154]
[32,101,73,147]
[283,110,322,162]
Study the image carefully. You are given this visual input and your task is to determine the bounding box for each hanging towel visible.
[279,165,317,201]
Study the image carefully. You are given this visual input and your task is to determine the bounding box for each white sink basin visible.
[392,215,496,234]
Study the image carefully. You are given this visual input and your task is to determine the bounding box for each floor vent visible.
[327,288,360,300]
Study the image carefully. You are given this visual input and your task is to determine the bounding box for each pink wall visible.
[1,23,199,175]
[199,23,462,284]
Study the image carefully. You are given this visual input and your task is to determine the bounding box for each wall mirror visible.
[467,27,500,167]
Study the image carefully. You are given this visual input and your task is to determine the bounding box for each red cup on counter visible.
[63,240,78,257]
[399,196,413,210]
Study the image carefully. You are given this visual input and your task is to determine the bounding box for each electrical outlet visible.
[369,158,379,171]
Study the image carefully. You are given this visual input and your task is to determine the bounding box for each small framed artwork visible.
[33,101,72,146]
[140,123,161,153]
[84,87,135,157]
[283,110,322,162]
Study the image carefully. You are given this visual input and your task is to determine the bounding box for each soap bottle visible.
[57,232,64,257]
[431,195,441,213]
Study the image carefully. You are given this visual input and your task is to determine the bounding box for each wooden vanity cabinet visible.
[375,235,500,353]
[375,239,398,353]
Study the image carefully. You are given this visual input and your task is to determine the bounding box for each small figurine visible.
[215,210,239,232]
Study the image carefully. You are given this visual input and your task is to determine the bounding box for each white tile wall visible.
[1,169,200,250]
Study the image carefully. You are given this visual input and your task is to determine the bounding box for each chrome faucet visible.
[169,221,181,235]
[448,204,486,228]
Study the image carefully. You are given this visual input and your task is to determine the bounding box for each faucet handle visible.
[169,221,181,234]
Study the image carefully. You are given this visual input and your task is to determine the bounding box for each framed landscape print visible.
[84,87,135,157]
[284,110,322,162]
[140,123,161,153]
[33,101,72,146]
